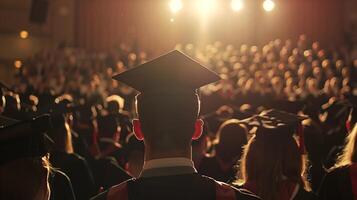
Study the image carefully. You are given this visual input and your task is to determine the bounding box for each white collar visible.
[143,157,195,171]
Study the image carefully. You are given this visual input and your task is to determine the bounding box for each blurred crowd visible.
[1,34,357,200]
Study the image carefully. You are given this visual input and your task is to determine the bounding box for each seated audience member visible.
[54,94,91,159]
[319,124,357,200]
[236,109,318,200]
[49,114,97,200]
[91,50,260,200]
[0,115,52,200]
[97,114,124,162]
[91,115,132,190]
[106,95,132,143]
[73,104,98,150]
[2,92,23,120]
[199,119,248,182]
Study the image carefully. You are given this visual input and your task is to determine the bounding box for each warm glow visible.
[263,0,275,12]
[169,0,183,14]
[170,18,175,22]
[196,0,217,15]
[231,0,243,12]
[14,60,22,69]
[19,30,29,39]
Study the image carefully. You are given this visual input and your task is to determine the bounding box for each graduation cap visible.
[239,109,308,153]
[112,50,220,95]
[320,98,355,128]
[0,114,52,165]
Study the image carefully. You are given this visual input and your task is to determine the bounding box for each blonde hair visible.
[334,123,357,167]
[237,134,310,200]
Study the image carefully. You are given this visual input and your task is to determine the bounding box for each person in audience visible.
[96,114,126,166]
[106,95,132,144]
[319,123,357,200]
[236,109,318,200]
[0,115,52,200]
[199,119,248,182]
[49,114,97,200]
[91,50,260,200]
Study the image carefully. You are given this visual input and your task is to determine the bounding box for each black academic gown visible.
[198,156,236,183]
[91,166,260,200]
[319,165,356,200]
[90,156,132,190]
[50,151,97,200]
[50,169,76,200]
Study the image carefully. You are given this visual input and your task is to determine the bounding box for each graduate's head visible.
[0,115,52,200]
[238,110,310,200]
[112,50,220,151]
[215,119,248,163]
[134,92,201,150]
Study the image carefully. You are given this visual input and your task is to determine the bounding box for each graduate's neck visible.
[144,145,192,161]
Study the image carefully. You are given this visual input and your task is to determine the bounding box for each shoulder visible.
[323,165,350,184]
[210,178,260,200]
[90,190,109,200]
[294,187,319,200]
[91,179,133,200]
[327,165,350,176]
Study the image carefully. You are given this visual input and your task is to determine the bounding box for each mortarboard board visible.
[320,98,354,125]
[239,109,307,136]
[239,109,308,153]
[112,50,220,95]
[0,114,52,165]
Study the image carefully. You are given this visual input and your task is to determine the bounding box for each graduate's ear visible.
[133,119,144,141]
[192,119,204,140]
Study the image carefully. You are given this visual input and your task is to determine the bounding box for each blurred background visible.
[1,0,357,83]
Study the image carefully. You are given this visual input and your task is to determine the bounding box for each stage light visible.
[14,60,22,69]
[263,0,275,12]
[19,30,28,39]
[169,0,183,14]
[231,0,243,12]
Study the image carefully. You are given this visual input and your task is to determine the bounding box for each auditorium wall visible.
[0,0,75,83]
[76,0,348,55]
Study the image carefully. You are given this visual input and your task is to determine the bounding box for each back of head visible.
[215,119,248,162]
[3,93,20,117]
[240,135,305,200]
[0,156,51,200]
[97,114,119,139]
[136,93,199,151]
[238,109,309,200]
[106,95,124,114]
[113,50,220,153]
[0,115,52,200]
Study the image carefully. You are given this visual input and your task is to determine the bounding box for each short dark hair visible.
[135,93,200,150]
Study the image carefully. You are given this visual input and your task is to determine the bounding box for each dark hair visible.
[215,119,248,162]
[135,93,200,150]
[0,155,51,200]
